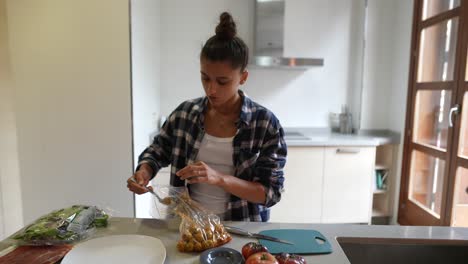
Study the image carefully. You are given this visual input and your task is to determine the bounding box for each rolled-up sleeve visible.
[254,122,287,208]
[136,118,173,179]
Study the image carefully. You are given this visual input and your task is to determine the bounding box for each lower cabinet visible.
[271,146,376,224]
[269,147,324,223]
[322,147,376,223]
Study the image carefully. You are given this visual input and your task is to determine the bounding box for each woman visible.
[127,12,286,222]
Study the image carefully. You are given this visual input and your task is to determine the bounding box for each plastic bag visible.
[154,185,231,252]
[10,205,109,245]
[150,185,186,220]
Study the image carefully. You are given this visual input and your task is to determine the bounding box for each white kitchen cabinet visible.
[270,147,324,223]
[322,147,376,223]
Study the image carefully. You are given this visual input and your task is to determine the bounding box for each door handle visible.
[449,104,461,127]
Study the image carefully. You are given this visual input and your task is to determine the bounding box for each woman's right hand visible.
[127,164,153,194]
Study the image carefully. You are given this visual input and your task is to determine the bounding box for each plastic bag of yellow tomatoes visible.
[164,188,231,252]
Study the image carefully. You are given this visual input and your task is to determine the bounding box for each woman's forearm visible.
[217,175,266,204]
[138,163,154,176]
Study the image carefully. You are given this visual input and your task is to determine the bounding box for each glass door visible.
[449,27,468,226]
[399,0,463,225]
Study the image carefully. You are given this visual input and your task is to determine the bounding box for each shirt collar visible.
[237,90,253,127]
[194,90,253,128]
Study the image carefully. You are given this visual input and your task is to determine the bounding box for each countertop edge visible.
[284,128,401,147]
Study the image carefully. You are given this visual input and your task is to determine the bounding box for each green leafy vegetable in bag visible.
[11,205,109,245]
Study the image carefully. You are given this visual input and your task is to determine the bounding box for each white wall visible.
[265,0,364,128]
[387,0,413,133]
[131,0,162,218]
[6,0,134,223]
[159,0,254,118]
[158,0,364,128]
[360,0,412,131]
[387,0,413,224]
[0,0,23,239]
[360,0,397,130]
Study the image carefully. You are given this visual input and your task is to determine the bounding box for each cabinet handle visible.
[336,148,360,154]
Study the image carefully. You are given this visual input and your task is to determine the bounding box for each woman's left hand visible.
[176,161,223,185]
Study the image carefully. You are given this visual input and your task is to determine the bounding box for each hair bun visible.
[215,12,237,40]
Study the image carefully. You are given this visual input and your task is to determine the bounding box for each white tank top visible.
[190,133,234,218]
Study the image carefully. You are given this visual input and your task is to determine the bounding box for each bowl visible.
[199,247,244,264]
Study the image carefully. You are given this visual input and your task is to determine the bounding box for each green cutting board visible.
[258,229,332,255]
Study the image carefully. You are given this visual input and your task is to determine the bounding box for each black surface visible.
[340,242,468,264]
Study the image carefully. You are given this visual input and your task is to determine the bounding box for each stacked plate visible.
[62,235,166,264]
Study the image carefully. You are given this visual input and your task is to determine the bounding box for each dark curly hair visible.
[200,12,249,71]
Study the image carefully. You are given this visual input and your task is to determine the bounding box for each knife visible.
[224,226,294,245]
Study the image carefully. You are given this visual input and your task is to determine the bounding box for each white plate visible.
[62,235,166,264]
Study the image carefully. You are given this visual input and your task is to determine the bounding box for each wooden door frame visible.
[399,0,465,226]
[444,1,468,226]
[399,0,425,226]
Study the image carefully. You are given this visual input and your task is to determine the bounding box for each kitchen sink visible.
[337,237,468,264]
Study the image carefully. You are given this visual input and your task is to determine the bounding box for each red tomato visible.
[246,252,278,264]
[241,242,269,260]
[275,253,307,264]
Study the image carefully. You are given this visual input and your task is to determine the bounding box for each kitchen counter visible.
[284,128,400,147]
[2,217,467,263]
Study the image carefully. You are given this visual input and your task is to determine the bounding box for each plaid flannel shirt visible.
[137,90,287,221]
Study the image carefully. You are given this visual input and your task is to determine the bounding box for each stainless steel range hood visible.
[251,0,324,69]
